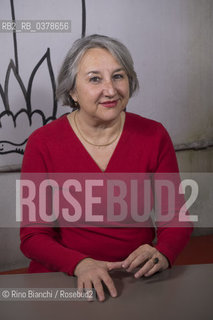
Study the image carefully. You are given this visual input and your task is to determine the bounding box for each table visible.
[0,264,213,320]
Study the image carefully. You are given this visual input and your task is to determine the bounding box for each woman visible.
[20,34,193,302]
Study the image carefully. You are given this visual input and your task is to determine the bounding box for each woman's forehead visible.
[77,48,122,72]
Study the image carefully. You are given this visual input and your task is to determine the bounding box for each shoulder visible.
[124,112,175,155]
[22,115,70,172]
[124,112,178,172]
[27,114,69,144]
[125,112,167,137]
[24,114,70,157]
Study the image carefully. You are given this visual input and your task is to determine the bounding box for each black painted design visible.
[2,59,27,114]
[10,0,19,73]
[0,139,28,155]
[0,0,87,157]
[26,48,57,124]
[82,0,86,38]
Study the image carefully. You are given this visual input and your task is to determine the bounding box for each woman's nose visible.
[102,80,116,96]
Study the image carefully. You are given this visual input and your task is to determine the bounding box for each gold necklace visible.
[73,111,122,147]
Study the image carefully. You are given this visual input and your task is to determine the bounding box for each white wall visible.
[86,0,213,145]
[0,172,29,271]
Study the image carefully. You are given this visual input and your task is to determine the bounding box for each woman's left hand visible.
[108,244,169,278]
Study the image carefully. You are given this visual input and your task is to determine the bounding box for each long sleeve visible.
[152,124,193,266]
[20,129,89,275]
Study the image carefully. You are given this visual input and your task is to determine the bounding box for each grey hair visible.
[56,34,139,108]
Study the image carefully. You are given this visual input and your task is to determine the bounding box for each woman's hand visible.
[74,258,117,302]
[108,244,169,278]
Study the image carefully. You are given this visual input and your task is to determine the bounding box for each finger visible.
[125,256,148,272]
[84,279,93,292]
[134,258,157,278]
[84,278,92,289]
[84,280,94,302]
[107,261,124,270]
[144,256,168,277]
[101,273,117,298]
[122,246,151,269]
[93,278,105,302]
[121,251,139,269]
[144,264,162,277]
[77,277,84,292]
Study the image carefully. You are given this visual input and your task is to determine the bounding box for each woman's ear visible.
[69,91,79,108]
[69,90,77,102]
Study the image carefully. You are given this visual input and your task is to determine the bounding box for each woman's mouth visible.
[100,100,118,108]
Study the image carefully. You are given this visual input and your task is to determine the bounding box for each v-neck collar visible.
[65,112,128,173]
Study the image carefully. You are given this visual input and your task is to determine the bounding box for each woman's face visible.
[70,48,130,122]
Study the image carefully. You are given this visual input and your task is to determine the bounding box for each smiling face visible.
[70,48,130,123]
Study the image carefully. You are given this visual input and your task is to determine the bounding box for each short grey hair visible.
[56,34,139,108]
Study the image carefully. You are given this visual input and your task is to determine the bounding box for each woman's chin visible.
[98,109,123,123]
[98,105,125,119]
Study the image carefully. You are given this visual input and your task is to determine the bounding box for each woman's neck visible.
[72,110,125,146]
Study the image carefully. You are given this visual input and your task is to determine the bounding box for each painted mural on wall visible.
[0,0,86,171]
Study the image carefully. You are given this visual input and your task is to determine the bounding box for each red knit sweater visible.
[20,112,193,274]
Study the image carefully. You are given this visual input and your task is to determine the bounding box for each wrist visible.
[74,257,93,276]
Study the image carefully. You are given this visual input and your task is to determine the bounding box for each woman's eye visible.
[113,74,124,80]
[89,76,101,83]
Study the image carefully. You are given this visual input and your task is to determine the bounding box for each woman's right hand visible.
[74,258,117,302]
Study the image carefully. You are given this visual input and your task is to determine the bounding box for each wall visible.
[0,172,29,271]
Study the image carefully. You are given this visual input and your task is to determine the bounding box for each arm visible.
[109,123,193,276]
[20,129,118,301]
[20,130,89,275]
[153,124,193,266]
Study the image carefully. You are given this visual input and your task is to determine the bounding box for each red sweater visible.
[20,112,193,274]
